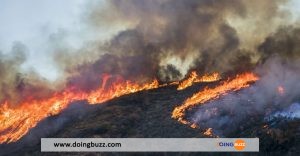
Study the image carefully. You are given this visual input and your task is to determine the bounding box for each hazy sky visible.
[0,0,88,80]
[0,0,85,49]
[0,0,299,81]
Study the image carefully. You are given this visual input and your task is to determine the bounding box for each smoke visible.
[258,26,300,63]
[0,42,57,105]
[54,0,291,91]
[266,102,300,120]
[0,0,298,115]
[190,26,300,136]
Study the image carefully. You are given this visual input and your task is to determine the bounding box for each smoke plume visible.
[0,0,298,110]
[56,0,290,91]
[0,42,55,105]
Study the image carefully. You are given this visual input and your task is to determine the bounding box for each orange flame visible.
[177,71,220,90]
[203,128,213,137]
[172,72,259,126]
[0,77,159,143]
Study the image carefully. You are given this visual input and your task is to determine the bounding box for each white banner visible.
[41,138,259,152]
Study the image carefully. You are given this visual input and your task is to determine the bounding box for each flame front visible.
[0,78,159,143]
[0,72,258,143]
[172,72,259,127]
[177,71,220,90]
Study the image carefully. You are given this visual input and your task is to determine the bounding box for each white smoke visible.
[266,102,300,120]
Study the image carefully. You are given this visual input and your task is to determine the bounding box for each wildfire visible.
[177,71,220,90]
[172,72,259,127]
[87,79,159,104]
[0,77,159,144]
[0,72,259,143]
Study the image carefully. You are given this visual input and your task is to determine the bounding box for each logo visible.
[234,139,245,151]
[218,139,246,151]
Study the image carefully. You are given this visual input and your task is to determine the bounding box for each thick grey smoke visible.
[59,0,290,91]
[258,26,300,63]
[0,42,55,105]
[0,0,297,106]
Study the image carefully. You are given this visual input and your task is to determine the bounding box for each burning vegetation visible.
[172,72,259,127]
[0,77,159,143]
[177,72,221,90]
[0,0,300,155]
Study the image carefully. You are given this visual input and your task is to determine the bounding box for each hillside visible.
[1,82,299,156]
